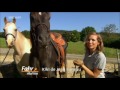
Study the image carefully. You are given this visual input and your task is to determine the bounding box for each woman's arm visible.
[73,60,102,78]
[81,64,102,78]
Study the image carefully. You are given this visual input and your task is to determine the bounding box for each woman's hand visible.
[73,60,84,66]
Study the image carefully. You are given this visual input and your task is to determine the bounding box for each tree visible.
[80,26,96,41]
[62,31,72,42]
[101,24,118,37]
[0,32,5,38]
[100,24,119,48]
[70,30,80,42]
[21,30,30,38]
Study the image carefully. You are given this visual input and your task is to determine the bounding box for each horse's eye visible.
[15,29,17,31]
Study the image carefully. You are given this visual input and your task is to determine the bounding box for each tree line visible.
[0,24,120,49]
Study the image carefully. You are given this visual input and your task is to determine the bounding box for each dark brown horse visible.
[29,12,68,78]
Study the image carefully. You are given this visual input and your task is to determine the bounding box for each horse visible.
[29,12,68,78]
[3,17,32,77]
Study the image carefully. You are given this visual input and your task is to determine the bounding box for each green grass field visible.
[0,38,7,48]
[67,41,120,58]
[0,38,119,58]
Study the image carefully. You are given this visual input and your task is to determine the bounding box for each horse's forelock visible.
[5,22,16,31]
[30,12,42,28]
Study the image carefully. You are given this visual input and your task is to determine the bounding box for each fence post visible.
[117,49,120,76]
[118,53,120,76]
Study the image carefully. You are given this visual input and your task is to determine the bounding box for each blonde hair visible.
[84,32,104,53]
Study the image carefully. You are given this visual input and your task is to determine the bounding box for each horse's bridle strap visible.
[5,30,17,41]
[5,33,16,39]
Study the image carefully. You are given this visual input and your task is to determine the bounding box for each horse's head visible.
[30,12,50,31]
[30,12,51,48]
[3,17,17,48]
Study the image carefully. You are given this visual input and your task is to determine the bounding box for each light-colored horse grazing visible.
[3,17,32,77]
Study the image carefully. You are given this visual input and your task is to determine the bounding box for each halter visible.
[4,29,17,42]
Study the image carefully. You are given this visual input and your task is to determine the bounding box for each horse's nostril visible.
[11,41,14,45]
[39,36,40,40]
[38,36,41,41]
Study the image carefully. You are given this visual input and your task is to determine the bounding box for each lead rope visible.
[0,48,11,66]
[73,65,77,78]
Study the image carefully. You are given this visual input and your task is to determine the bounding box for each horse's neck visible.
[14,31,31,56]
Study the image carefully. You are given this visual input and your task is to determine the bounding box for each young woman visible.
[73,32,106,78]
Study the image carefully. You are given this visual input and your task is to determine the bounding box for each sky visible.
[0,12,120,33]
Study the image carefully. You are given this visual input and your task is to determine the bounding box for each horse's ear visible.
[4,17,8,24]
[47,12,51,20]
[42,12,51,20]
[13,17,16,24]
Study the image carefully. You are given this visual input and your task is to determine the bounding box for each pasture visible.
[0,38,7,48]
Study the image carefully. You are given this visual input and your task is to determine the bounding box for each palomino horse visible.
[3,17,32,77]
[29,12,68,78]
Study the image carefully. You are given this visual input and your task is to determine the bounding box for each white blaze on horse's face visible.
[39,12,42,15]
[4,22,17,47]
